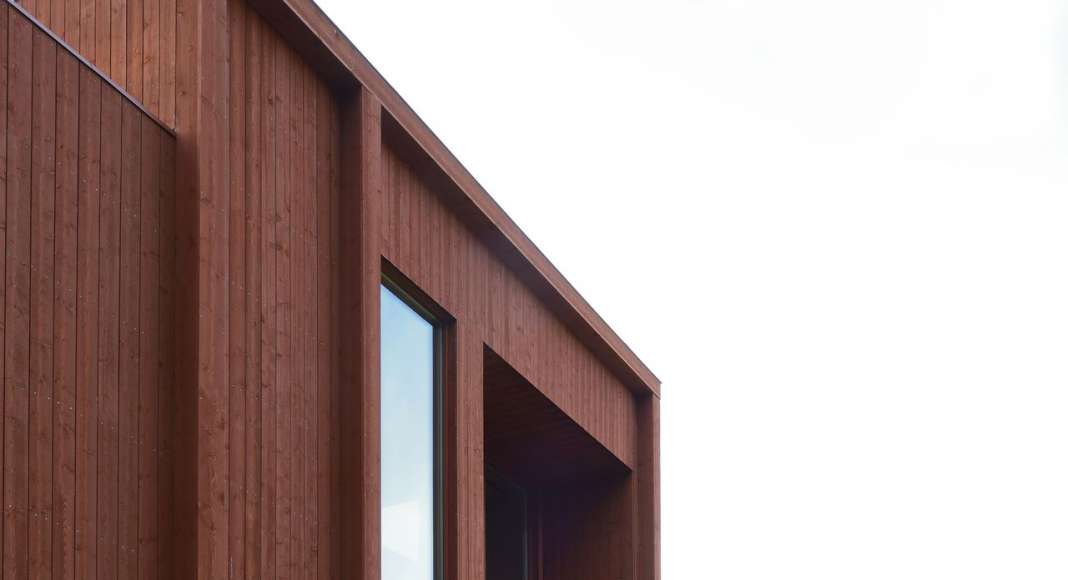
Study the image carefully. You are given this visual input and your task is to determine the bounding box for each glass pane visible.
[381,284,436,580]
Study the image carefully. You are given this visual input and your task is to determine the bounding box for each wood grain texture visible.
[0,6,7,569]
[484,348,630,487]
[314,74,339,580]
[97,80,121,580]
[249,0,659,398]
[484,346,639,580]
[3,0,660,577]
[0,7,176,579]
[226,2,248,578]
[74,66,102,580]
[118,98,142,580]
[15,0,176,125]
[28,26,57,580]
[445,322,486,580]
[178,5,344,577]
[636,395,661,580]
[172,0,230,576]
[110,0,127,88]
[338,85,382,580]
[137,116,162,580]
[381,141,638,469]
[156,127,176,580]
[53,48,80,580]
[4,12,33,579]
[94,0,108,81]
[16,0,659,401]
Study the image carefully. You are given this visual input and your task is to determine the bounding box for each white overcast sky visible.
[317,1,1068,577]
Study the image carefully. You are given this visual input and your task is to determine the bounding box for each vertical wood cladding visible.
[381,144,639,468]
[10,1,346,574]
[14,0,178,126]
[220,2,344,576]
[0,5,177,579]
[7,0,659,577]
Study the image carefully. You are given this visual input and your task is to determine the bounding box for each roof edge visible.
[250,0,661,397]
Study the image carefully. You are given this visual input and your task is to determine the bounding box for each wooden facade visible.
[0,0,661,578]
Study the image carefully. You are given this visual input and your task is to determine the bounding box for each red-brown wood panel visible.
[97,83,122,580]
[299,55,313,580]
[274,38,291,579]
[97,83,123,580]
[243,13,263,580]
[74,67,102,580]
[338,87,383,580]
[142,0,158,112]
[314,78,339,580]
[78,0,95,62]
[380,143,638,469]
[110,0,126,87]
[14,0,175,126]
[158,0,174,125]
[54,48,80,580]
[302,62,316,580]
[0,8,176,578]
[445,321,487,580]
[6,1,660,577]
[25,0,40,25]
[226,3,247,578]
[259,20,277,577]
[303,65,316,580]
[127,0,142,100]
[0,8,7,571]
[4,11,33,578]
[50,0,63,36]
[0,6,6,572]
[637,395,661,580]
[169,0,197,564]
[64,0,79,50]
[149,5,346,576]
[156,130,176,580]
[95,0,108,79]
[138,117,161,580]
[295,48,308,580]
[118,98,143,580]
[170,0,230,575]
[376,95,663,580]
[28,26,58,580]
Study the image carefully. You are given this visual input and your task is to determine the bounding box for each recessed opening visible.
[486,467,528,580]
[483,348,634,580]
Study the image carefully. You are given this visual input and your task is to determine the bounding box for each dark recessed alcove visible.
[484,348,635,580]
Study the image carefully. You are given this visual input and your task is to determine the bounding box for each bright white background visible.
[317,1,1068,577]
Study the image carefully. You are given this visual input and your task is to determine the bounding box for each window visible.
[380,282,441,580]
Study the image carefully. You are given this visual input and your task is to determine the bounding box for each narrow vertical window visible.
[381,282,440,580]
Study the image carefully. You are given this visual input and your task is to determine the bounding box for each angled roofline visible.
[248,0,661,397]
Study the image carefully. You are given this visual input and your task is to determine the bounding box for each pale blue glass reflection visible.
[381,285,435,580]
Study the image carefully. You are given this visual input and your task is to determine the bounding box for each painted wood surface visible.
[0,6,176,579]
